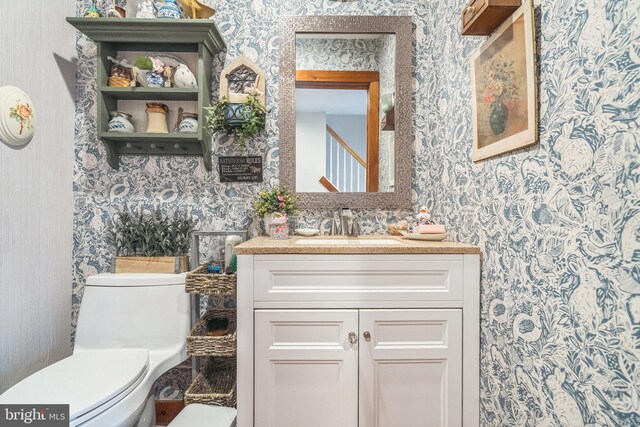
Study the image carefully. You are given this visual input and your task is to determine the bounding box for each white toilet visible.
[0,273,198,427]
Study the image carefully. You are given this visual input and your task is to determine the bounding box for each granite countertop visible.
[234,235,480,255]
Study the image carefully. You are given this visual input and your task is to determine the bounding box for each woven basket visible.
[187,308,236,357]
[186,265,237,295]
[108,75,132,87]
[185,357,236,407]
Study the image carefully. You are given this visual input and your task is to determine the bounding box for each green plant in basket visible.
[107,207,197,257]
[204,95,266,151]
[253,187,298,218]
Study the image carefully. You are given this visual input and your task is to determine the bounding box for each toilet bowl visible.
[0,273,191,427]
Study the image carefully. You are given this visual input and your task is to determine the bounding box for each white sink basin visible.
[295,239,401,245]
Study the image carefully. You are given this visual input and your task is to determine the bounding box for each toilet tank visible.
[74,273,190,352]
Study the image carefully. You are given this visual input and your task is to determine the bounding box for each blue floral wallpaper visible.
[296,37,382,71]
[72,0,639,424]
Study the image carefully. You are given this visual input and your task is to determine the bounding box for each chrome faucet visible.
[340,208,353,236]
[326,208,359,236]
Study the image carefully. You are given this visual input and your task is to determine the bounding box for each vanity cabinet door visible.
[359,309,463,427]
[254,309,359,427]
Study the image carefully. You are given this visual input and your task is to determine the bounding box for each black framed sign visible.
[218,156,263,182]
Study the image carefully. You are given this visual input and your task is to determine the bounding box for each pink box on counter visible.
[417,224,446,234]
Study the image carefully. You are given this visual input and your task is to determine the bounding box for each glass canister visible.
[145,102,169,133]
[178,112,198,133]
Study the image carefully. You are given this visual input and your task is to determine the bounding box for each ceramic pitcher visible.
[145,103,169,133]
[107,111,134,133]
[157,0,182,19]
[178,113,198,133]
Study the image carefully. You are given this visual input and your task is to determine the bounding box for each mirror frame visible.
[279,15,413,209]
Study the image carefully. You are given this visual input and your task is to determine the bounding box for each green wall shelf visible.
[67,18,227,170]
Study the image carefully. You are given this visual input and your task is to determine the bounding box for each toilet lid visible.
[0,349,149,422]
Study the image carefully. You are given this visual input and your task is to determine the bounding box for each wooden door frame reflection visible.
[296,70,379,192]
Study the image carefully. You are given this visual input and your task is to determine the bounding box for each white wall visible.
[0,0,76,393]
[296,112,328,192]
[326,114,367,159]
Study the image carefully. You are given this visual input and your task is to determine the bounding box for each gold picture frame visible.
[471,0,537,161]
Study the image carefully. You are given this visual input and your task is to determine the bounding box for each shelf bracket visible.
[102,140,120,170]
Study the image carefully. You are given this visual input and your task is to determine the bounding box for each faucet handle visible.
[330,217,340,235]
[351,218,360,236]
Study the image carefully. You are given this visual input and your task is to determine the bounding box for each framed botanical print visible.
[470,0,537,161]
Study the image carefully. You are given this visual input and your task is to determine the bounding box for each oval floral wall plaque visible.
[0,86,36,147]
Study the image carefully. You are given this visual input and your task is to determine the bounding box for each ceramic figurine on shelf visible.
[136,0,157,18]
[130,67,138,87]
[177,0,215,19]
[157,0,183,19]
[173,64,197,88]
[105,0,126,17]
[163,66,175,88]
[125,0,138,18]
[84,1,102,17]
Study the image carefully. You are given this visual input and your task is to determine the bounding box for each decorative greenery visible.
[253,187,298,217]
[108,208,197,257]
[204,95,266,151]
[134,55,166,73]
[134,56,153,70]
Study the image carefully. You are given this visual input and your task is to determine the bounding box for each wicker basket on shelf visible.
[108,75,132,87]
[185,357,236,407]
[187,308,236,357]
[186,265,237,295]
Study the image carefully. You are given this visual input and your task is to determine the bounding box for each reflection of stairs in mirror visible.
[325,125,366,192]
[319,176,338,192]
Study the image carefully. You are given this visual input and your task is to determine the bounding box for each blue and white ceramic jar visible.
[157,0,182,19]
[107,111,134,133]
[178,113,198,133]
[146,72,164,88]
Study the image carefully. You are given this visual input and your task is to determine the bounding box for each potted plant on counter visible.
[253,187,297,240]
[107,208,197,273]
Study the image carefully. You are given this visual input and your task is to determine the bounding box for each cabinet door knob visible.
[363,331,371,341]
[348,332,358,345]
[465,6,475,14]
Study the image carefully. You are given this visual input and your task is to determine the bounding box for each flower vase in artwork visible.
[490,101,508,135]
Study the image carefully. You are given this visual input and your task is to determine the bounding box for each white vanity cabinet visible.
[235,244,480,427]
